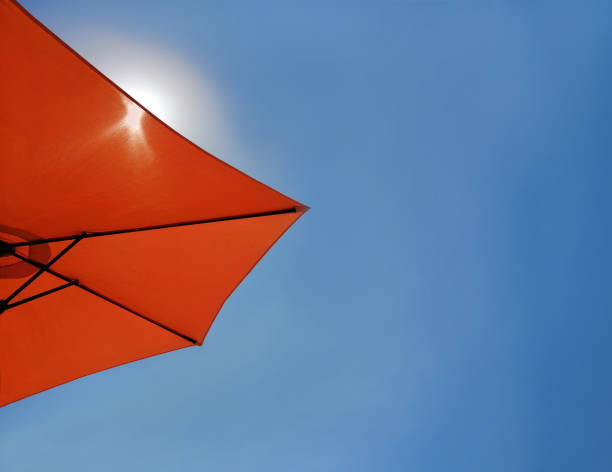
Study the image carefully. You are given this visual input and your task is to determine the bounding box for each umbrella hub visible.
[1,231,23,265]
[0,228,51,278]
[0,239,13,259]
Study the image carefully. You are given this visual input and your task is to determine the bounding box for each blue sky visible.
[2,1,611,470]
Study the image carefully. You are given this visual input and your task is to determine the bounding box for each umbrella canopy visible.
[0,0,307,407]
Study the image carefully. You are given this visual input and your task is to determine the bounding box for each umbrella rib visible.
[2,280,78,311]
[7,207,300,248]
[10,251,198,345]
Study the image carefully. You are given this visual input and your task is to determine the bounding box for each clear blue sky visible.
[1,1,611,470]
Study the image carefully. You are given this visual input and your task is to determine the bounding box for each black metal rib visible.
[4,280,77,311]
[8,207,298,248]
[11,251,198,345]
[4,234,83,304]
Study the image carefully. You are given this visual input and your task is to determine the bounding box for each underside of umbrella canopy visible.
[0,0,307,407]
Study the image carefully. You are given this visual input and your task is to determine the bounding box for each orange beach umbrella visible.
[0,0,307,407]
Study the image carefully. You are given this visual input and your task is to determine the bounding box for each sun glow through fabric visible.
[121,99,145,136]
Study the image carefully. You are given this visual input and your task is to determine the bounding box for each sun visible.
[122,82,171,124]
[117,83,171,143]
[83,36,236,160]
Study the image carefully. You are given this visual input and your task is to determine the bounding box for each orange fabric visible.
[0,286,191,406]
[0,0,307,407]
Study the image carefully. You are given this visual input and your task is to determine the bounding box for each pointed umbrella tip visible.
[295,205,310,213]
